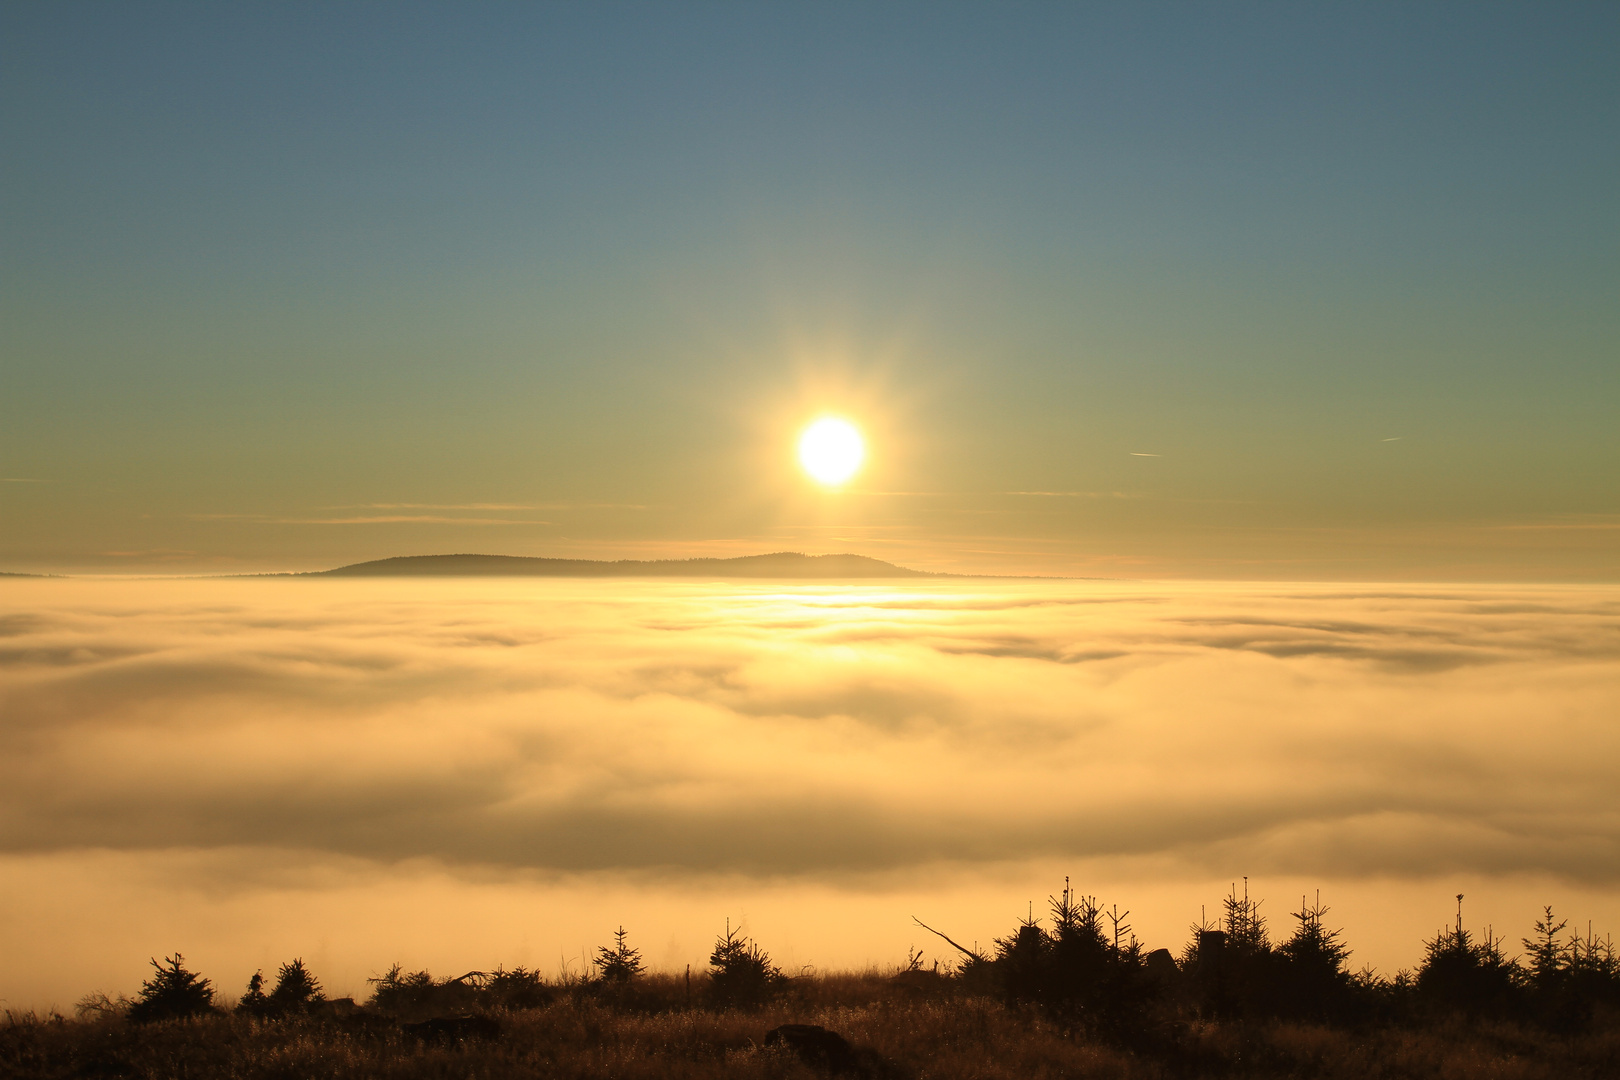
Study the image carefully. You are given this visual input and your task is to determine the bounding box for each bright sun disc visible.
[798,418,865,485]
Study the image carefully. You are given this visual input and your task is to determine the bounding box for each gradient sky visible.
[3,2,1616,577]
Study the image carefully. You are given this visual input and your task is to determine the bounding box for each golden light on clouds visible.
[798,417,865,486]
[2,576,1619,1006]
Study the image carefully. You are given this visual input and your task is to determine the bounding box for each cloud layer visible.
[3,577,1618,885]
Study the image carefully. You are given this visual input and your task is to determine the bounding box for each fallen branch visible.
[912,917,987,963]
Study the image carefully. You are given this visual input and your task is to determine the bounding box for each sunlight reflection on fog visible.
[1,577,1618,1006]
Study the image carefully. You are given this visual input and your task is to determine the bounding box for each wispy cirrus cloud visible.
[1005,490,1141,499]
[284,516,553,526]
[187,513,553,526]
[356,502,647,511]
[1490,516,1620,532]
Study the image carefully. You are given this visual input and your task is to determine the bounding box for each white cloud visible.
[2,578,1616,879]
[2,577,1618,1003]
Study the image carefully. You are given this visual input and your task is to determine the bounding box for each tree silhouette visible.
[983,879,1154,1035]
[708,920,781,1006]
[1276,892,1352,1019]
[594,927,645,983]
[127,954,216,1024]
[1417,894,1519,1016]
[237,970,269,1016]
[268,958,325,1015]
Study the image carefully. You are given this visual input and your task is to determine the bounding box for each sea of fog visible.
[2,576,1618,1009]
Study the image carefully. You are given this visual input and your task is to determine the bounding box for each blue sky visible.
[3,2,1616,575]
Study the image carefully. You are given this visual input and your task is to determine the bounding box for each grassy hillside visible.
[6,973,1619,1080]
[8,887,1619,1078]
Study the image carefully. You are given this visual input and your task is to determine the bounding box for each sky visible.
[4,575,1619,1008]
[2,2,1617,578]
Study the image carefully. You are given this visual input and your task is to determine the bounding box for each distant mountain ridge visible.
[314,552,942,579]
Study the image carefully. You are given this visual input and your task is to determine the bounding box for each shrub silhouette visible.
[1519,906,1620,1031]
[594,927,645,983]
[485,966,551,1009]
[267,958,325,1015]
[73,991,130,1021]
[236,970,269,1016]
[127,953,216,1024]
[1179,880,1286,1019]
[367,965,495,1016]
[977,880,1156,1038]
[1417,894,1521,1017]
[367,965,442,1015]
[708,920,782,1007]
[1274,892,1354,1020]
[1523,905,1568,991]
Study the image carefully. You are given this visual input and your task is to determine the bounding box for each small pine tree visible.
[1523,906,1569,990]
[708,920,782,1006]
[1223,878,1269,956]
[127,954,216,1024]
[267,958,325,1015]
[1417,894,1520,1016]
[594,927,646,983]
[1277,892,1352,1020]
[989,879,1153,1031]
[367,964,438,1014]
[236,970,269,1016]
[993,915,1051,1006]
[1280,892,1349,973]
[485,966,550,1009]
[1565,922,1619,984]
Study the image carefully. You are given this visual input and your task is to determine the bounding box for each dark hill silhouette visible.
[314,552,942,579]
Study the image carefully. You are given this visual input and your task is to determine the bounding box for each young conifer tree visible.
[1418,894,1519,1015]
[237,970,268,1016]
[127,954,217,1024]
[709,919,781,1005]
[1224,878,1269,955]
[1280,892,1349,973]
[1523,906,1569,990]
[268,958,325,1014]
[594,927,646,982]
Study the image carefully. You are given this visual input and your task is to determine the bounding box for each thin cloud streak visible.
[280,516,554,526]
[1005,491,1141,499]
[186,513,554,526]
[356,503,648,511]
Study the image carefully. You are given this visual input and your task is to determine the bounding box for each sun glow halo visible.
[798,417,865,486]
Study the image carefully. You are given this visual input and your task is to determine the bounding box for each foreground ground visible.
[4,975,1619,1080]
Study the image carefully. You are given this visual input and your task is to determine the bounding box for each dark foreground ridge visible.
[13,885,1620,1080]
[313,551,942,579]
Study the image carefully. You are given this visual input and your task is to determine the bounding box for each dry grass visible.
[4,976,1619,1080]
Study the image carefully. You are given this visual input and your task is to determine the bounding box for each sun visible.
[798,417,865,486]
